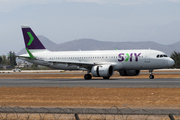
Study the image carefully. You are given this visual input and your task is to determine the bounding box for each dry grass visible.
[0,87,180,108]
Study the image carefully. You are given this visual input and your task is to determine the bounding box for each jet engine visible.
[91,65,114,78]
[119,70,140,76]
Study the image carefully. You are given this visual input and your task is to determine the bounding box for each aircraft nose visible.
[168,58,175,67]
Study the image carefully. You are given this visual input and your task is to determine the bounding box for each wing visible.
[45,60,102,69]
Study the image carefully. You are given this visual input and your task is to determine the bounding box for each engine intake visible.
[119,70,140,76]
[91,65,114,77]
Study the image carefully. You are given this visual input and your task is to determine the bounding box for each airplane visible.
[19,26,175,80]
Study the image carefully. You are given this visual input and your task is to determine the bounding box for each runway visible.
[0,78,180,88]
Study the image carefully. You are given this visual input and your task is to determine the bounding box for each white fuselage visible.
[20,49,174,71]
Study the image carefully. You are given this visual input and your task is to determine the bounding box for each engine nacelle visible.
[119,70,140,76]
[91,65,114,77]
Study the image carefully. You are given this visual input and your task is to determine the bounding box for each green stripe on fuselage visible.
[26,48,35,59]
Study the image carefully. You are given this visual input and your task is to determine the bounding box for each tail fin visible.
[21,26,46,50]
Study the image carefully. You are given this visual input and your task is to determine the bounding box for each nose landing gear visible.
[149,70,154,79]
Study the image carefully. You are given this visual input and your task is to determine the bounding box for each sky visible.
[0,0,180,54]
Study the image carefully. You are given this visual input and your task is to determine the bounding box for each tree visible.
[170,51,180,68]
[31,63,38,70]
[2,55,8,65]
[8,51,17,66]
[0,56,2,64]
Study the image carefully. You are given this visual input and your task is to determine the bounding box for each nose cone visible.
[168,59,175,67]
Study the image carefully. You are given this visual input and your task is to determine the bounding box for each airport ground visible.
[0,69,179,109]
[0,69,180,79]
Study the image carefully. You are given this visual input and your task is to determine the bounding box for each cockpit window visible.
[157,54,168,58]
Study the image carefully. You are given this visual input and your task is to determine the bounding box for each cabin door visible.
[144,52,150,63]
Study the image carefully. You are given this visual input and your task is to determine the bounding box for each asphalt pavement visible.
[0,78,179,88]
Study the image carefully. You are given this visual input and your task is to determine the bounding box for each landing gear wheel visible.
[103,77,110,79]
[84,74,92,80]
[88,74,92,79]
[149,70,154,79]
[149,75,154,79]
[84,74,89,80]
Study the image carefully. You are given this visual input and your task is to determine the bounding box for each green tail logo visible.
[27,32,34,46]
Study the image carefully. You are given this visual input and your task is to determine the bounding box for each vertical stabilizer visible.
[21,26,46,50]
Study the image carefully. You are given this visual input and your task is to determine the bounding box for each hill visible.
[17,36,180,56]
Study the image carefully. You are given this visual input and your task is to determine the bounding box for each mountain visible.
[169,41,180,53]
[55,39,177,56]
[17,36,180,56]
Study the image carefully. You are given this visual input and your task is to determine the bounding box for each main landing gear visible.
[84,71,92,80]
[149,70,154,79]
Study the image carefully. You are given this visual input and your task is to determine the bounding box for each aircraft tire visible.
[149,75,154,79]
[84,74,92,80]
[88,74,92,79]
